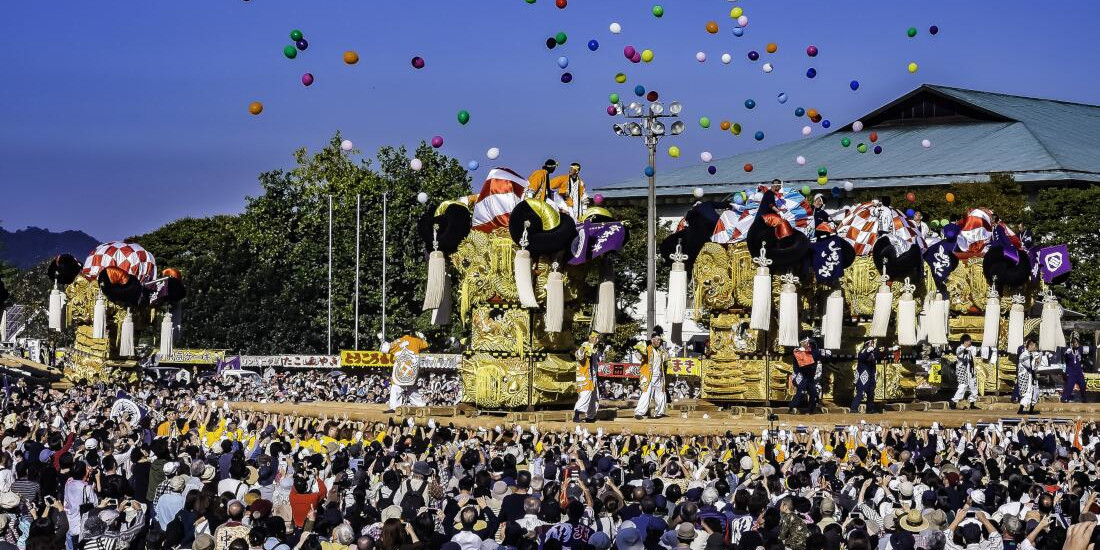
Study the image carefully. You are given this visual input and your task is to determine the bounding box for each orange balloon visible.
[743,163,754,172]
[720,120,731,131]
[766,42,778,53]
[945,193,955,203]
[248,101,263,115]
[806,108,819,119]
[343,50,360,65]
[706,21,719,34]
[163,268,182,279]
[906,192,916,202]
[869,131,878,143]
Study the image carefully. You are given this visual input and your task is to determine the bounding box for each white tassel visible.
[423,250,447,311]
[897,285,917,346]
[119,310,135,357]
[916,298,929,343]
[749,268,772,331]
[1007,296,1025,353]
[430,273,453,326]
[159,311,174,357]
[544,269,565,333]
[0,309,7,342]
[48,286,63,331]
[869,284,892,338]
[514,250,538,308]
[593,278,616,334]
[823,290,844,350]
[1039,293,1063,351]
[92,294,107,339]
[777,278,800,347]
[981,288,1001,349]
[666,260,688,325]
[927,293,948,346]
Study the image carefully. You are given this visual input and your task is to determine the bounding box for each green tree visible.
[1027,184,1100,317]
[849,172,1027,225]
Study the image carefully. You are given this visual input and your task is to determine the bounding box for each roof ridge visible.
[928,84,1100,110]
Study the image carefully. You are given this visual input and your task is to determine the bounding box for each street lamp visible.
[611,99,684,336]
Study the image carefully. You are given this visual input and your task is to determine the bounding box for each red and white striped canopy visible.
[955,208,994,258]
[82,241,157,284]
[837,202,925,256]
[471,168,526,233]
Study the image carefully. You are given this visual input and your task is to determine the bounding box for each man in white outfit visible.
[1017,339,1046,415]
[634,332,669,419]
[950,334,980,409]
[573,332,601,423]
[383,334,428,413]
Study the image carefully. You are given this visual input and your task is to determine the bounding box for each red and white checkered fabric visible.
[82,241,157,283]
[837,202,925,256]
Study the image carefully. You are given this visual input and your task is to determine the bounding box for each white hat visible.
[739,456,753,471]
[84,438,99,450]
[163,461,179,475]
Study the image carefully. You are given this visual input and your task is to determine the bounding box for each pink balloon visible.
[624,45,636,59]
[593,194,604,205]
[431,136,444,148]
[301,73,314,86]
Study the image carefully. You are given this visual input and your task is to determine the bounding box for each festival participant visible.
[1063,336,1089,403]
[525,159,559,202]
[573,331,601,423]
[383,334,429,413]
[634,332,669,420]
[950,334,980,409]
[851,339,879,414]
[1017,339,1046,415]
[912,209,931,241]
[788,337,823,415]
[548,162,588,220]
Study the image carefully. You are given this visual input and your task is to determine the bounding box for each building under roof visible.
[598,84,1100,210]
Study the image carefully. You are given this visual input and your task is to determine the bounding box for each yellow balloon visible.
[730,6,743,18]
[908,62,919,73]
[615,72,627,83]
[817,176,828,185]
[668,146,681,158]
[641,49,654,62]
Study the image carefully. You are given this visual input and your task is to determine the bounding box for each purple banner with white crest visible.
[569,222,626,265]
[1035,244,1071,283]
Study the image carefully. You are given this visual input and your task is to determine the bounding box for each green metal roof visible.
[599,84,1100,199]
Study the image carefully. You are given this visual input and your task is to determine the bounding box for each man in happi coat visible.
[1017,339,1046,415]
[382,334,429,412]
[950,334,980,409]
[851,339,880,414]
[789,337,823,415]
[573,332,601,423]
[634,332,669,419]
[525,159,559,201]
[549,162,589,220]
[1062,336,1090,403]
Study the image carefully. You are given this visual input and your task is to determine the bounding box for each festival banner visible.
[569,222,627,265]
[1035,245,1072,283]
[419,353,462,371]
[596,362,641,379]
[239,355,341,369]
[339,350,394,368]
[156,348,226,365]
[811,236,847,282]
[666,357,701,377]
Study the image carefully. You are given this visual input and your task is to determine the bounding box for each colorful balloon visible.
[606,105,617,116]
[762,62,773,73]
[283,45,298,59]
[651,4,663,17]
[457,110,470,125]
[340,140,353,151]
[732,27,744,37]
[343,51,359,64]
[921,139,932,148]
[843,181,854,192]
[696,51,707,62]
[668,146,680,158]
[744,99,756,109]
[487,147,500,160]
[700,151,713,162]
[747,50,759,61]
[796,155,806,165]
[431,135,444,148]
[801,186,812,196]
[817,176,828,185]
[645,166,655,177]
[290,29,303,41]
[708,165,717,175]
[609,93,620,104]
[841,137,851,147]
[721,53,732,64]
[795,107,805,117]
[610,22,622,34]
[869,132,878,142]
[731,123,742,135]
[557,56,569,68]
[615,73,627,83]
[832,186,842,197]
[907,27,918,37]
[908,62,919,73]
[634,85,645,96]
[737,15,749,26]
[593,193,604,205]
[852,121,864,132]
[646,91,659,101]
[729,6,743,18]
[802,126,812,136]
[850,80,859,91]
[754,130,765,141]
[301,73,314,86]
[546,37,558,49]
[410,158,423,171]
[906,192,916,202]
[766,43,778,54]
[296,39,308,51]
[624,45,636,59]
[720,121,731,131]
[641,49,654,62]
[945,193,955,203]
[555,32,567,45]
[873,145,882,154]
[588,39,599,51]
[822,120,831,129]
[699,117,711,128]
[777,93,788,104]
[806,67,817,78]
[417,192,429,204]
[560,72,572,83]
[929,25,939,35]
[706,21,719,34]
[857,143,868,153]
[806,45,818,57]
[411,56,425,69]
[744,163,754,172]
[467,160,480,170]
[818,167,828,177]
[556,0,567,8]
[248,101,263,115]
[631,52,641,63]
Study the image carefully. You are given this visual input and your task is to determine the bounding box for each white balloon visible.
[737,15,749,26]
[700,151,713,163]
[721,53,732,64]
[843,181,854,192]
[762,62,773,73]
[852,120,864,132]
[695,51,707,62]
[410,158,423,171]
[801,126,812,136]
[340,140,353,151]
[921,139,932,149]
[486,147,500,160]
[417,192,429,204]
[693,187,705,198]
[609,22,622,34]
[796,155,806,165]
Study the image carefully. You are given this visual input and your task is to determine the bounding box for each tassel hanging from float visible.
[927,293,949,346]
[118,310,135,357]
[159,310,174,357]
[430,273,453,326]
[514,222,538,309]
[544,264,565,333]
[916,296,930,343]
[666,242,689,325]
[981,283,1001,349]
[92,293,107,339]
[593,261,616,334]
[422,224,447,311]
[777,274,800,347]
[48,284,63,331]
[1007,295,1025,353]
[897,278,917,346]
[0,308,7,342]
[749,246,773,331]
[1039,290,1064,351]
[823,290,844,350]
[869,261,891,338]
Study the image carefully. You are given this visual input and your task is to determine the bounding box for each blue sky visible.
[3,0,1098,240]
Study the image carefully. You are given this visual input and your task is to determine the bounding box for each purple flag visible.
[569,222,627,265]
[1036,245,1072,283]
[811,236,847,283]
[923,240,959,287]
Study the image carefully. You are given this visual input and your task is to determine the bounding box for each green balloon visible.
[841,137,851,147]
[731,122,742,135]
[857,143,868,153]
[817,166,828,177]
[699,117,711,128]
[652,4,664,17]
[907,27,918,37]
[283,45,298,59]
[526,0,536,3]
[457,110,470,125]
[555,32,567,45]
[801,185,812,196]
[609,93,620,104]
[290,29,303,41]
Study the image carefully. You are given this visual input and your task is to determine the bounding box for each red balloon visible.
[556,0,567,7]
[869,132,878,143]
[906,192,916,202]
[743,163,754,172]
[646,91,659,101]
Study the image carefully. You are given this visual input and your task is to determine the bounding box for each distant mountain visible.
[0,226,100,269]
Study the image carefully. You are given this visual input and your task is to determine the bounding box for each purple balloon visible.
[707,166,717,175]
[606,105,617,116]
[431,136,444,148]
[631,52,641,63]
[301,73,314,86]
[624,45,636,59]
[560,72,573,83]
[296,39,308,51]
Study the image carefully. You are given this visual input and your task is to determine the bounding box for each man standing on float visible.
[383,333,429,413]
[573,332,601,423]
[634,332,669,419]
[950,334,980,409]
